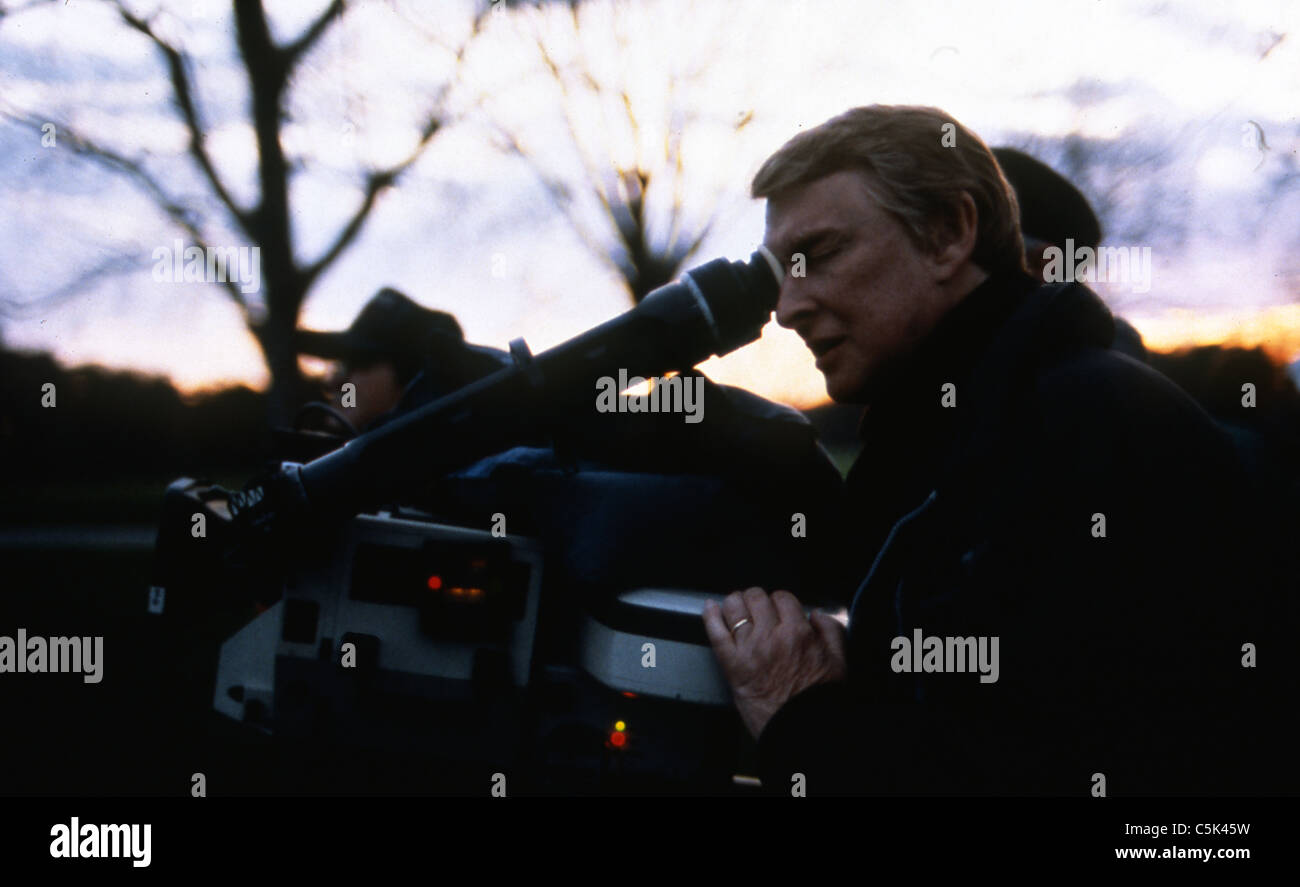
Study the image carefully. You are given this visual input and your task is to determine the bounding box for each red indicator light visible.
[621,691,637,699]
[427,575,443,591]
[608,731,627,748]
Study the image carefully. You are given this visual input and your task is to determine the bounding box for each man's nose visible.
[774,275,816,333]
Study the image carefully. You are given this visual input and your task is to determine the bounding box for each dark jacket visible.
[758,270,1293,796]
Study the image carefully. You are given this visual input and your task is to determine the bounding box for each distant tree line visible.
[0,348,269,482]
[1148,345,1300,458]
[2,342,1296,487]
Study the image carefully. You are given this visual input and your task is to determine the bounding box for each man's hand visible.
[703,587,848,739]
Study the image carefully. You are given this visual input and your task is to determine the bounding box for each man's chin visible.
[823,374,872,406]
[827,353,916,405]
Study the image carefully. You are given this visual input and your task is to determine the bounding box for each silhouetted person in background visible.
[992,146,1147,360]
[993,148,1300,474]
[296,288,506,433]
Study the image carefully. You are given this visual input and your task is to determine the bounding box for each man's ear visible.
[928,191,980,281]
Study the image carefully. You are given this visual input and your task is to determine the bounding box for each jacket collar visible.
[935,276,1117,492]
[851,270,1118,503]
[857,268,1041,443]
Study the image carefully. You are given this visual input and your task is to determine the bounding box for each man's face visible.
[764,170,961,404]
[328,359,404,430]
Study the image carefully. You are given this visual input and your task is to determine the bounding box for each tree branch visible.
[2,110,250,313]
[283,0,345,65]
[299,2,493,288]
[0,250,145,319]
[111,0,251,236]
[486,120,623,275]
[300,113,441,288]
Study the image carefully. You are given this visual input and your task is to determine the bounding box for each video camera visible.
[150,248,852,794]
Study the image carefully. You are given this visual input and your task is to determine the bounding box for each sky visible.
[1,0,1298,407]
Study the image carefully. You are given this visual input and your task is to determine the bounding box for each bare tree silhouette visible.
[468,0,755,304]
[0,0,491,423]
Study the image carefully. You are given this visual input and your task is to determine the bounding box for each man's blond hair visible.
[752,105,1025,274]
